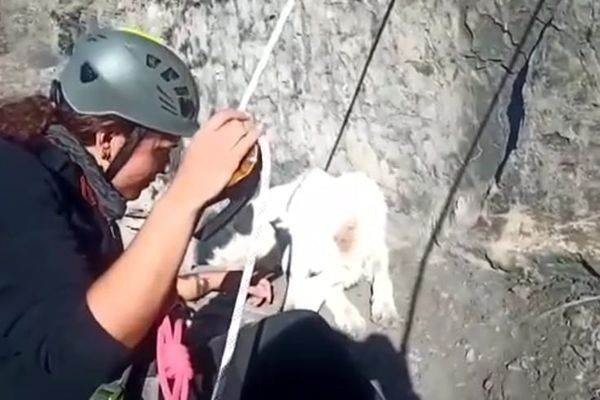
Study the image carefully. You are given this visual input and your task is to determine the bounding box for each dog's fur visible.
[189,168,399,338]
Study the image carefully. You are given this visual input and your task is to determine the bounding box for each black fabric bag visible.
[187,310,383,400]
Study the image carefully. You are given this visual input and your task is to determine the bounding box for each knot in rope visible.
[157,315,194,400]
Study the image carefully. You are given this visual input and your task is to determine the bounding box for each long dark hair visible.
[0,93,134,147]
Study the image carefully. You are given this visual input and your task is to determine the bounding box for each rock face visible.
[1,0,599,399]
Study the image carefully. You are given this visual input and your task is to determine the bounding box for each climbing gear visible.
[54,25,263,227]
[190,0,297,242]
[192,149,262,242]
[45,124,127,219]
[28,131,125,268]
[156,314,194,400]
[207,2,293,399]
[156,1,291,398]
[324,0,397,171]
[90,383,126,400]
[57,27,200,137]
[89,367,132,400]
[103,126,145,181]
[53,26,200,181]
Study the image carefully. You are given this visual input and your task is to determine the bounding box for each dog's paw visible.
[370,297,399,328]
[334,308,368,340]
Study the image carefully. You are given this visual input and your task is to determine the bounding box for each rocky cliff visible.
[2,0,599,398]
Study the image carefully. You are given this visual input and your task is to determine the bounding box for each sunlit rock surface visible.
[2,0,599,398]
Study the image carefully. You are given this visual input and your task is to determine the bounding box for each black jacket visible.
[0,137,132,399]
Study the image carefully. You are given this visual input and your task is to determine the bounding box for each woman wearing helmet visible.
[0,27,388,400]
[0,28,269,398]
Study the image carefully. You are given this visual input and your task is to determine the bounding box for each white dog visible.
[190,168,399,338]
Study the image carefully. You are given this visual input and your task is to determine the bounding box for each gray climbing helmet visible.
[57,27,200,137]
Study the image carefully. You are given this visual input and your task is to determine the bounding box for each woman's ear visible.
[95,130,113,161]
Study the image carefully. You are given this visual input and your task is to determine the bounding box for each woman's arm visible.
[86,109,260,348]
[85,191,199,347]
[177,271,229,300]
[176,270,273,304]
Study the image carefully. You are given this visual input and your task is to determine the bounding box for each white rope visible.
[237,0,296,111]
[209,1,296,399]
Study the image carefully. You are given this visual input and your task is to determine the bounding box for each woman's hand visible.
[246,278,273,307]
[177,271,273,306]
[168,109,261,213]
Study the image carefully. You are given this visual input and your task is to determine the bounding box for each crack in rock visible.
[494,16,556,183]
[576,254,600,280]
[493,57,528,182]
[535,16,562,32]
[484,252,509,273]
[462,7,475,44]
[479,11,519,47]
[584,26,600,65]
[464,51,512,73]
[462,7,524,73]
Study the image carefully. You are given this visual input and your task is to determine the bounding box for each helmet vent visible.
[80,62,99,83]
[160,105,178,116]
[179,97,196,119]
[146,54,162,69]
[160,67,180,82]
[174,86,189,96]
[156,85,174,102]
[157,85,178,115]
[159,96,177,111]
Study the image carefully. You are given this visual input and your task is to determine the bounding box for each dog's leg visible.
[324,286,367,339]
[368,245,399,328]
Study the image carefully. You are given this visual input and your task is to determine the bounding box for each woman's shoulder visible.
[0,137,49,177]
[0,137,64,203]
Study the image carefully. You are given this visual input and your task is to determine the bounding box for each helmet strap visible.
[50,80,145,182]
[49,80,64,105]
[105,126,144,181]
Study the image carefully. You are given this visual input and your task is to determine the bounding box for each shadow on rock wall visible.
[2,0,600,399]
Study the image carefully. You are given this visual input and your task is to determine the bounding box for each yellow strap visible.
[119,27,162,45]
